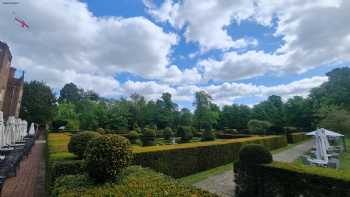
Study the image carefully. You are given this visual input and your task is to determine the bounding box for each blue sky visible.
[1,0,349,109]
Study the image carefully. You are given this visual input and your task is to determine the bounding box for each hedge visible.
[234,161,350,197]
[50,160,86,184]
[133,135,287,178]
[286,132,310,144]
[51,166,217,197]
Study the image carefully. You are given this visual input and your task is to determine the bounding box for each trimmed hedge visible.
[50,160,86,183]
[287,132,310,144]
[133,135,287,178]
[235,161,350,197]
[51,166,217,197]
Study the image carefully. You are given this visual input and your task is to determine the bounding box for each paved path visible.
[193,140,313,197]
[1,133,46,197]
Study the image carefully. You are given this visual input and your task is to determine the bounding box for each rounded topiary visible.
[141,128,156,146]
[68,131,101,159]
[128,130,140,144]
[238,144,272,166]
[163,127,174,140]
[96,128,106,134]
[201,130,215,141]
[178,126,193,142]
[84,134,133,182]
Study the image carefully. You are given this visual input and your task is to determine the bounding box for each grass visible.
[178,162,233,185]
[339,138,350,171]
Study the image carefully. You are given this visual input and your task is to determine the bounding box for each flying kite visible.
[14,16,29,29]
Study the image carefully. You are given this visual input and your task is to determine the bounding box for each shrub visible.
[141,128,156,146]
[84,134,133,182]
[128,130,140,144]
[50,160,86,183]
[223,128,238,134]
[235,161,350,197]
[201,130,215,141]
[163,127,174,140]
[178,126,193,142]
[95,128,106,134]
[65,119,80,131]
[287,132,310,144]
[68,131,101,159]
[248,119,272,134]
[133,135,287,178]
[238,144,272,166]
[52,166,217,197]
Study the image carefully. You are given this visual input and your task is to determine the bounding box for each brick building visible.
[0,41,24,120]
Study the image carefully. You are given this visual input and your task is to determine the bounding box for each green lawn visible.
[339,138,350,171]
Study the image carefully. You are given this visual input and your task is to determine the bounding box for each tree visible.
[193,91,218,131]
[284,96,315,131]
[156,93,178,129]
[310,67,350,110]
[59,82,82,103]
[252,95,286,130]
[178,108,193,126]
[20,81,56,125]
[54,102,79,130]
[219,104,251,130]
[319,107,350,135]
[129,93,147,128]
[247,119,272,135]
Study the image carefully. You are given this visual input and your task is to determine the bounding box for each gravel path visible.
[194,140,313,197]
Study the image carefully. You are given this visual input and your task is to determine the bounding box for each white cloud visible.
[145,0,258,51]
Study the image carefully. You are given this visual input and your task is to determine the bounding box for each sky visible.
[0,0,349,109]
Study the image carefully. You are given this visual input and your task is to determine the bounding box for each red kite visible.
[15,16,29,29]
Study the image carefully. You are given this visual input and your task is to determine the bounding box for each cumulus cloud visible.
[145,0,258,51]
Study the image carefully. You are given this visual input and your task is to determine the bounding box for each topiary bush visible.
[141,128,156,146]
[68,131,101,159]
[201,130,215,141]
[84,134,133,182]
[96,128,106,135]
[235,144,273,197]
[178,126,193,143]
[163,127,174,140]
[238,144,272,166]
[128,130,140,144]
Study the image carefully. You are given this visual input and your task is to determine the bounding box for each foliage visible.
[193,91,219,131]
[285,96,315,131]
[50,160,86,184]
[248,119,272,134]
[68,131,101,159]
[163,127,174,140]
[84,134,133,182]
[178,126,193,142]
[286,132,310,144]
[20,81,56,125]
[128,130,139,144]
[318,107,350,135]
[95,127,105,134]
[141,128,156,146]
[51,166,217,197]
[219,105,251,130]
[201,130,215,141]
[235,161,350,197]
[238,144,272,166]
[59,83,82,103]
[133,135,287,178]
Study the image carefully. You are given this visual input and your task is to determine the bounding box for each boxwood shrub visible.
[235,161,350,197]
[51,166,217,197]
[68,131,101,159]
[133,135,287,178]
[50,160,86,184]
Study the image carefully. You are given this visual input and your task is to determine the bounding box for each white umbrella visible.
[0,111,5,147]
[306,129,344,137]
[29,122,35,136]
[315,129,329,162]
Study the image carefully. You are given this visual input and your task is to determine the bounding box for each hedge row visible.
[235,161,350,197]
[50,160,86,184]
[286,132,310,144]
[51,166,217,197]
[133,135,287,178]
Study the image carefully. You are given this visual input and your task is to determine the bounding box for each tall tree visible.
[285,96,315,131]
[156,92,178,129]
[193,91,217,131]
[59,82,82,103]
[20,81,56,125]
